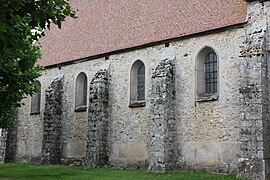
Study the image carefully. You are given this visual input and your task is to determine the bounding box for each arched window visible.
[205,52,217,94]
[30,81,41,115]
[75,72,88,111]
[196,47,219,101]
[129,60,145,107]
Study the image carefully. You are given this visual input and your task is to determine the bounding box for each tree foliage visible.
[0,0,76,128]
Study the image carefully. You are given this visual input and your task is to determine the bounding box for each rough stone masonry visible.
[238,1,270,179]
[41,75,64,164]
[86,67,110,168]
[2,1,270,180]
[0,129,7,163]
[148,58,177,172]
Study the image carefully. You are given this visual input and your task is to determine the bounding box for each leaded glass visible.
[205,52,217,94]
[137,64,145,101]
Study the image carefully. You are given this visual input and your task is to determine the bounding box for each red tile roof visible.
[39,0,247,67]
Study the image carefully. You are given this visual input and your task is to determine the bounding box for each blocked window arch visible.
[129,60,145,107]
[196,47,219,101]
[75,72,88,111]
[30,81,41,115]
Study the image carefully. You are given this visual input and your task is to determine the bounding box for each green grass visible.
[0,163,247,180]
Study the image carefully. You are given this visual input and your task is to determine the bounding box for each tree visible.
[0,0,76,128]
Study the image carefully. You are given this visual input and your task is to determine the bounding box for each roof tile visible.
[39,0,247,66]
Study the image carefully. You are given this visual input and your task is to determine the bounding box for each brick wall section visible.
[148,58,177,172]
[86,68,109,167]
[41,75,64,164]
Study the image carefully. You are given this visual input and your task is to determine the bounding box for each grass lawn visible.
[0,163,248,180]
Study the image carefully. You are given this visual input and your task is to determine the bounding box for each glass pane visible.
[205,52,217,94]
[211,53,214,62]
[207,84,210,93]
[76,73,87,107]
[137,85,145,101]
[138,74,144,82]
[31,81,41,114]
[137,63,145,101]
[205,57,209,63]
[138,64,145,75]
[83,77,87,105]
[213,53,217,62]
[206,63,209,71]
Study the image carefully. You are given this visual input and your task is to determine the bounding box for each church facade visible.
[1,0,270,179]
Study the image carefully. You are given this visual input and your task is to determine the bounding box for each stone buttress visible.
[41,75,64,164]
[4,122,17,163]
[148,58,177,172]
[238,1,270,179]
[86,66,110,167]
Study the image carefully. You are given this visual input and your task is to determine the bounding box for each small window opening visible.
[75,72,88,112]
[165,42,170,47]
[30,81,41,115]
[196,47,219,102]
[137,63,145,101]
[129,60,146,107]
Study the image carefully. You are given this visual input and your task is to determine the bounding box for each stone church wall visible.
[174,32,244,173]
[15,25,246,172]
[6,1,270,179]
[238,1,270,179]
[16,58,106,164]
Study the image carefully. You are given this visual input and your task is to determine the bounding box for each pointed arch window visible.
[129,60,146,107]
[75,72,88,112]
[30,81,41,115]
